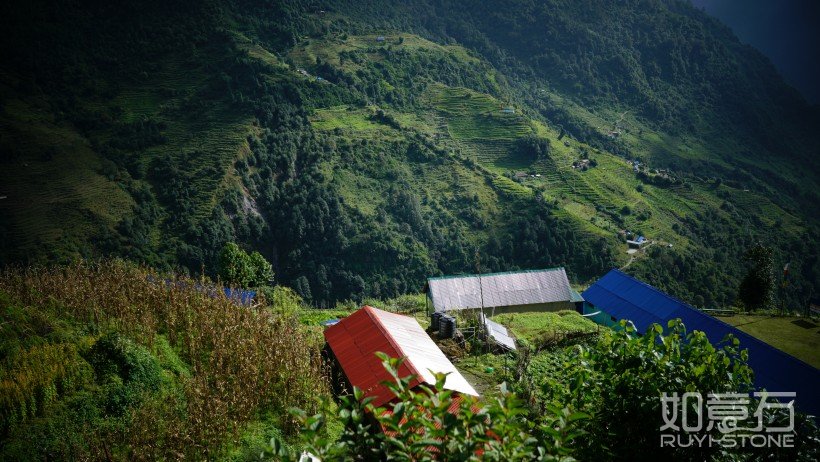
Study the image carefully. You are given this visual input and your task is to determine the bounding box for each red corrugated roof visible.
[324,306,477,408]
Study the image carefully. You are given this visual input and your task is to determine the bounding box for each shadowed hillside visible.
[0,0,817,311]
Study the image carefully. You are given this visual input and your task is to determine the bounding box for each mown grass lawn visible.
[717,314,820,368]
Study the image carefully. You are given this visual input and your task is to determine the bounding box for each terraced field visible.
[424,84,533,167]
[0,92,134,261]
[289,33,479,76]
[291,31,811,284]
[0,44,258,261]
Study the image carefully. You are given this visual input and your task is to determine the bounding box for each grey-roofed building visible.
[424,268,577,314]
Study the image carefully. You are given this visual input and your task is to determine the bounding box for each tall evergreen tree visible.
[738,243,775,311]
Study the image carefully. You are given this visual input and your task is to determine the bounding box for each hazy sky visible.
[689,0,820,104]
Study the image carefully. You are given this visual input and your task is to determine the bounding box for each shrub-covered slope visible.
[0,0,817,309]
[0,261,323,459]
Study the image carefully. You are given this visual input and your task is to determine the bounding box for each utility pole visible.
[475,249,489,353]
[781,261,790,315]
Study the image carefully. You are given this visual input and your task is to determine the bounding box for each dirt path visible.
[620,241,657,270]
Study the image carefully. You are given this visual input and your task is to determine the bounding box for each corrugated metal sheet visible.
[481,314,516,350]
[324,306,477,407]
[583,269,820,417]
[428,268,572,312]
[569,288,585,303]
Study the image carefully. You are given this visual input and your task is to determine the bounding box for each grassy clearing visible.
[456,352,513,399]
[493,310,598,344]
[289,33,478,74]
[310,106,386,132]
[717,315,820,368]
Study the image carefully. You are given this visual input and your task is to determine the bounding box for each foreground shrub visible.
[267,353,587,461]
[541,320,819,461]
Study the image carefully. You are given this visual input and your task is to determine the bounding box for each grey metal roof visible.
[569,288,585,303]
[371,307,478,397]
[480,314,516,350]
[427,268,572,312]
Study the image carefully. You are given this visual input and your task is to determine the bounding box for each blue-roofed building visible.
[223,287,256,306]
[626,235,647,248]
[582,269,820,417]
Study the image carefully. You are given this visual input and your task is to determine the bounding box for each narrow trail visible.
[620,241,656,270]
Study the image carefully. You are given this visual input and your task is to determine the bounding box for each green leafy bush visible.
[85,332,164,415]
[542,320,753,460]
[219,242,274,288]
[268,353,587,461]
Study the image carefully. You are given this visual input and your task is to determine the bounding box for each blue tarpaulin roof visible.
[223,287,256,306]
[583,269,820,417]
[321,318,341,327]
[147,276,256,306]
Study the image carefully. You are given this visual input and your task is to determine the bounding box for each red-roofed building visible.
[323,305,478,408]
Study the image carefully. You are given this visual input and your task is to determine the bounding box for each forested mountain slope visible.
[0,0,817,309]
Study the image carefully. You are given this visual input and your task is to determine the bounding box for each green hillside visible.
[0,0,817,312]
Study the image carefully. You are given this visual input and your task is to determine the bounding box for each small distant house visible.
[581,269,820,417]
[324,305,478,407]
[514,171,529,180]
[626,235,647,248]
[425,268,578,314]
[501,107,515,114]
[376,35,386,42]
[222,287,256,306]
[810,298,820,317]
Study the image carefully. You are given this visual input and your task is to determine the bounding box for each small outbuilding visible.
[323,305,477,407]
[480,313,516,351]
[626,235,647,248]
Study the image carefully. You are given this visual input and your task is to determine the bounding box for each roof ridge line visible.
[584,282,664,325]
[427,267,567,281]
[363,306,425,381]
[610,268,694,310]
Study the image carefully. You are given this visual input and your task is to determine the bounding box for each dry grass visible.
[0,260,326,460]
